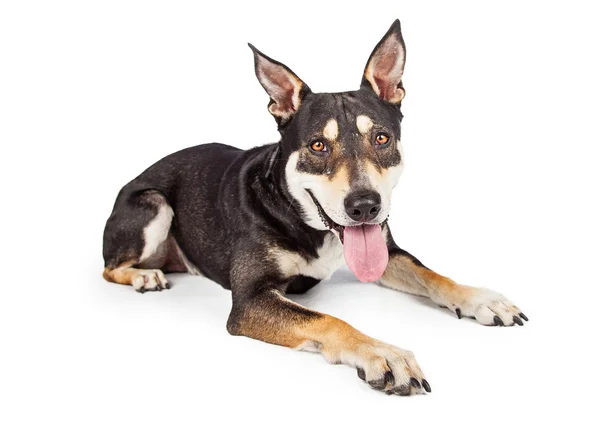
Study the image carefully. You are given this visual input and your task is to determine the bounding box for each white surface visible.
[1,1,599,427]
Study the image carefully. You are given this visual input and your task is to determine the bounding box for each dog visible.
[102,19,527,396]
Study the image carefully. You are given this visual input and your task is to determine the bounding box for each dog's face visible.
[252,20,406,235]
[281,90,404,233]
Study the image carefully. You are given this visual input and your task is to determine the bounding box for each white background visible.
[2,1,599,426]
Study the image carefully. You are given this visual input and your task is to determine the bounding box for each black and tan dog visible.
[103,20,527,396]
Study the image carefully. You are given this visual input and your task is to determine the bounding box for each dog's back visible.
[103,142,277,288]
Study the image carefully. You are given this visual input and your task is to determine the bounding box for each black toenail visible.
[513,316,523,326]
[357,368,366,381]
[456,308,462,319]
[493,316,504,326]
[384,371,395,385]
[519,312,528,321]
[422,379,431,393]
[410,378,421,388]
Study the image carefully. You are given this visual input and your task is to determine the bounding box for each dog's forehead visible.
[288,90,403,178]
[295,91,400,138]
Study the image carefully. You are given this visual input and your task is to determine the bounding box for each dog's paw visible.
[444,286,528,326]
[131,269,170,293]
[350,343,430,395]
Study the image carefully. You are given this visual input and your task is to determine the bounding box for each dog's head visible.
[251,20,406,240]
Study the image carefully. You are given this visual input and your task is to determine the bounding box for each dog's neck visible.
[257,142,331,254]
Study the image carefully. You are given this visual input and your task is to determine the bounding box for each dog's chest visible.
[300,233,345,280]
[272,233,345,281]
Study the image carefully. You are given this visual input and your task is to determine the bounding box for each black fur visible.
[102,18,420,341]
[103,142,330,287]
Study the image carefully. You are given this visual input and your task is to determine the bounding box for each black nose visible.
[344,191,382,222]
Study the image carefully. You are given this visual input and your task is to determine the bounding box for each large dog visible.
[103,19,527,396]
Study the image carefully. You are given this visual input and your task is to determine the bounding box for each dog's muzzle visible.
[306,190,389,282]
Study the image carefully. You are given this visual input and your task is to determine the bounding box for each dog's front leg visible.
[227,275,430,395]
[380,226,528,326]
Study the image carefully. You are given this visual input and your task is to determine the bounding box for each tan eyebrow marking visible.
[356,115,374,135]
[323,119,339,140]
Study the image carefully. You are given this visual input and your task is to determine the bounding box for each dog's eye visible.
[310,140,327,152]
[374,132,390,146]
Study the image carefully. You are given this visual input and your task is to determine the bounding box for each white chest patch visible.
[271,233,345,281]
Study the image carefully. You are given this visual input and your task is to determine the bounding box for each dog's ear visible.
[249,44,310,123]
[361,19,406,104]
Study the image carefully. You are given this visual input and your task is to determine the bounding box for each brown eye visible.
[310,140,326,152]
[375,132,390,146]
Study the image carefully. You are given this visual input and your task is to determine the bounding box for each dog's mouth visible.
[306,190,347,242]
[306,190,389,282]
[306,190,389,241]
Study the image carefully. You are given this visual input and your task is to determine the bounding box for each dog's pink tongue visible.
[343,224,389,282]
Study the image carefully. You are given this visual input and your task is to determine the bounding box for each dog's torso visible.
[101,20,528,396]
[104,142,345,291]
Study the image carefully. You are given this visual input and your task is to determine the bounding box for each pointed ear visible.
[361,19,406,104]
[249,44,310,123]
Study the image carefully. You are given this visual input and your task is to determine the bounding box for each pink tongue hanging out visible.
[343,224,389,282]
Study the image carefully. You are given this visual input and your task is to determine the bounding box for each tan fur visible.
[231,290,424,394]
[103,260,169,290]
[296,161,351,204]
[380,253,473,303]
[231,290,310,347]
[356,115,374,135]
[381,251,525,326]
[236,290,375,354]
[295,311,374,360]
[364,160,384,182]
[327,163,349,187]
[102,260,139,285]
[380,256,429,297]
[323,119,339,140]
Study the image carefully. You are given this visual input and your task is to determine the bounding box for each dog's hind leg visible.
[102,188,178,293]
